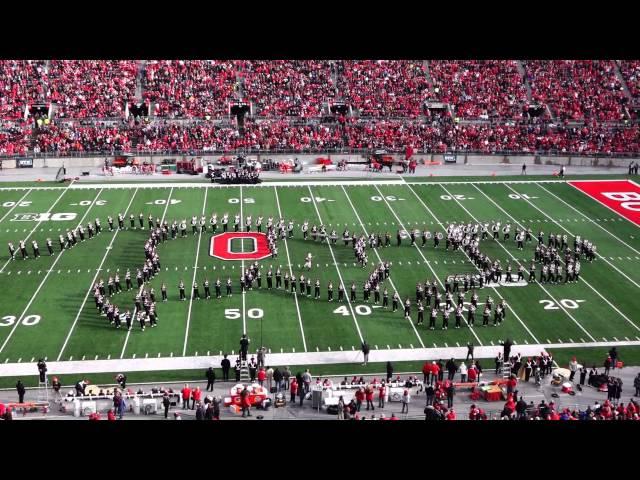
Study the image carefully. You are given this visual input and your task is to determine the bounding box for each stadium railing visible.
[3,148,640,161]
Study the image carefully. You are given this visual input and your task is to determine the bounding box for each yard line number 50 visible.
[225,308,263,319]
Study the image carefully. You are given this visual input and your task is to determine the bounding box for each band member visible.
[210,213,218,233]
[226,278,232,296]
[338,283,345,302]
[417,301,424,325]
[392,291,399,312]
[327,281,333,302]
[382,288,388,308]
[32,240,40,258]
[314,279,321,299]
[58,235,65,251]
[222,213,229,232]
[482,305,490,326]
[19,239,28,259]
[350,282,357,302]
[455,305,463,329]
[161,282,168,301]
[179,280,186,301]
[442,308,450,330]
[193,281,200,300]
[290,274,296,294]
[46,238,53,256]
[397,230,402,247]
[404,298,411,318]
[108,215,114,231]
[429,307,437,330]
[204,279,211,299]
[374,284,380,304]
[276,268,282,289]
[256,216,263,233]
[467,304,476,327]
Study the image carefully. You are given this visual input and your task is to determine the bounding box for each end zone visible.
[568,180,640,227]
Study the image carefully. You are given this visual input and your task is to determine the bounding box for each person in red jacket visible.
[257,368,266,387]
[446,408,456,420]
[355,387,365,412]
[107,409,116,421]
[240,387,252,418]
[378,383,387,408]
[468,365,478,383]
[431,361,440,384]
[290,378,298,403]
[191,386,202,409]
[365,385,375,411]
[422,361,431,384]
[181,384,191,409]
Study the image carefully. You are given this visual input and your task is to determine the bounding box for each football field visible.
[0,177,639,375]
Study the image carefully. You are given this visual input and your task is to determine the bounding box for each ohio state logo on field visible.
[209,232,271,261]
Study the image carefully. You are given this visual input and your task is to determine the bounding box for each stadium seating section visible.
[1,60,639,156]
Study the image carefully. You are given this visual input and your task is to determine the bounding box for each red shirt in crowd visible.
[181,387,191,400]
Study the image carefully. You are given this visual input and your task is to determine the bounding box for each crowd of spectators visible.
[619,60,640,98]
[524,60,629,122]
[0,60,48,120]
[2,60,640,157]
[242,60,337,117]
[428,60,529,119]
[337,60,429,117]
[0,122,31,156]
[142,60,239,118]
[48,61,138,119]
[23,118,640,155]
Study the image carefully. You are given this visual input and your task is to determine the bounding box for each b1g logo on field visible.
[209,232,271,261]
[11,212,77,222]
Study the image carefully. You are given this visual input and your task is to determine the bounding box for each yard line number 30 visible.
[0,314,41,327]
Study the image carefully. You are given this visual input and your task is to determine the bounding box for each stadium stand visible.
[0,60,640,157]
[524,60,629,122]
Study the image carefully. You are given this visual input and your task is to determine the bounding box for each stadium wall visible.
[0,153,636,170]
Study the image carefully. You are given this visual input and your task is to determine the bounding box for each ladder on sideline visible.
[502,360,512,380]
[240,361,250,382]
[37,380,49,403]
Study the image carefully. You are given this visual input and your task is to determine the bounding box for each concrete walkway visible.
[2,366,638,420]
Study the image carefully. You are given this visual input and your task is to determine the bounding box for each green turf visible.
[0,178,638,381]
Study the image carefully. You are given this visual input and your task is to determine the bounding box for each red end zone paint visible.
[209,232,271,260]
[568,180,640,226]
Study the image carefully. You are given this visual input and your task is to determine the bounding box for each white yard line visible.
[56,188,140,361]
[0,189,32,224]
[0,187,103,356]
[0,186,72,273]
[307,186,364,344]
[403,183,539,344]
[274,186,308,352]
[240,186,246,335]
[466,184,604,339]
[120,187,174,359]
[182,187,208,356]
[373,185,484,346]
[341,185,425,348]
[501,184,640,332]
[567,180,640,229]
